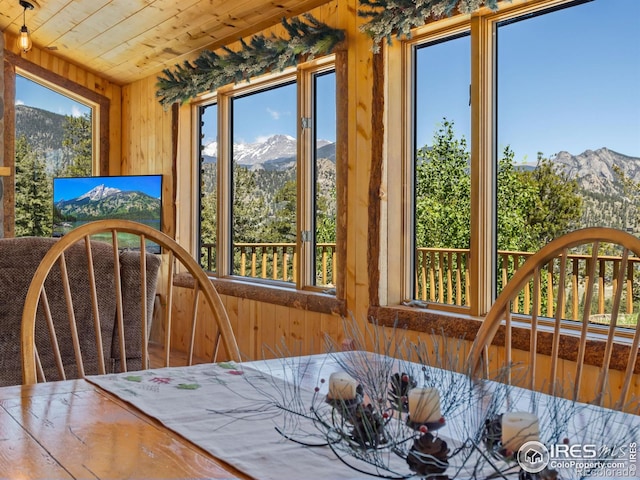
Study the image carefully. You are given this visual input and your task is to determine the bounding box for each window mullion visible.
[297,68,314,289]
[217,94,232,277]
[469,15,495,317]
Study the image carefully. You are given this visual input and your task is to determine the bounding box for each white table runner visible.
[88,354,640,480]
[88,360,378,480]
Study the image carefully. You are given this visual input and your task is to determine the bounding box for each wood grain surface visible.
[0,380,248,479]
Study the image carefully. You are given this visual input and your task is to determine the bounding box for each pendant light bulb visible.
[17,0,34,53]
[18,25,32,53]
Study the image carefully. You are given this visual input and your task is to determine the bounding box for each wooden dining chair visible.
[21,219,241,385]
[467,227,640,411]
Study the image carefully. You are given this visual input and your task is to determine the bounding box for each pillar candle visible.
[328,372,357,400]
[408,387,441,423]
[501,412,539,452]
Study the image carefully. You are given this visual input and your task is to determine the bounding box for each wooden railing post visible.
[197,242,638,325]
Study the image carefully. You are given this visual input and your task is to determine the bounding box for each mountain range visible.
[15,104,80,174]
[54,185,160,222]
[202,134,335,171]
[15,104,640,230]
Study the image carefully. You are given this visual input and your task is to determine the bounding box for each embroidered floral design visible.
[177,383,202,390]
[150,377,172,384]
[217,362,238,370]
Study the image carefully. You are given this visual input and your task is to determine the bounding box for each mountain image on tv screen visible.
[52,175,162,239]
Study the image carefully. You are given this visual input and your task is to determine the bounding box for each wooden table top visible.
[0,378,250,479]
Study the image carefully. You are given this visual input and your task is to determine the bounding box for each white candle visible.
[328,372,358,400]
[408,387,441,424]
[501,412,539,452]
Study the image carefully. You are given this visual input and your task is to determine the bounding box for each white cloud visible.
[15,99,25,106]
[255,135,273,143]
[71,105,83,117]
[267,107,280,120]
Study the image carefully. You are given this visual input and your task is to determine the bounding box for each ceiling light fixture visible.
[17,0,34,53]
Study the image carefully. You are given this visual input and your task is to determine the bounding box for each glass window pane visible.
[14,75,93,237]
[199,103,218,272]
[414,34,471,305]
[496,0,640,323]
[231,83,297,282]
[314,71,337,288]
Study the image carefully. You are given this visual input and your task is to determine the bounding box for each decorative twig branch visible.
[156,14,345,107]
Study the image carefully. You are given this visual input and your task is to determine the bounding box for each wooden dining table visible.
[1,352,638,480]
[0,353,341,480]
[0,377,251,479]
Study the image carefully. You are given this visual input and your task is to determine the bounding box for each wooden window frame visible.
[190,56,345,310]
[3,51,109,238]
[384,0,597,318]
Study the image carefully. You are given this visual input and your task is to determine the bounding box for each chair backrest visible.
[21,219,241,385]
[467,227,640,411]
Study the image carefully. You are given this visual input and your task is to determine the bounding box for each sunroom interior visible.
[1,0,639,411]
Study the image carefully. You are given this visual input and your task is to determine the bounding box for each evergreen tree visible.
[524,154,583,247]
[61,113,92,176]
[268,180,297,242]
[15,135,53,237]
[200,190,217,269]
[613,163,639,231]
[233,164,268,243]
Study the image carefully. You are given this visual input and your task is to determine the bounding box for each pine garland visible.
[358,0,500,52]
[156,14,345,107]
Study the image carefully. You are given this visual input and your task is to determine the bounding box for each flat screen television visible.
[53,174,162,252]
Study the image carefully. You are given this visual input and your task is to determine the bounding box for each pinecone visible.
[350,403,386,448]
[483,414,505,456]
[388,372,416,412]
[406,432,449,478]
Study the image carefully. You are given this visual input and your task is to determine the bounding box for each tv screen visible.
[53,174,162,251]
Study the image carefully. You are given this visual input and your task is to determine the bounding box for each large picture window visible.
[196,60,337,291]
[14,73,95,238]
[392,0,640,323]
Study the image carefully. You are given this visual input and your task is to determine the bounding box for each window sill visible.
[369,305,640,374]
[174,273,346,316]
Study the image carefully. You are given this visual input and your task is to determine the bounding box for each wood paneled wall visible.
[122,0,363,359]
[4,0,637,408]
[171,286,347,362]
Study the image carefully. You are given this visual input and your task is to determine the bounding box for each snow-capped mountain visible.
[202,134,335,169]
[77,184,121,201]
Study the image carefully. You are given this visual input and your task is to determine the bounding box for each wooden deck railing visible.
[200,242,337,286]
[200,243,640,321]
[416,247,640,321]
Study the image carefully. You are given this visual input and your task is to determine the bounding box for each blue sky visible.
[416,0,640,163]
[15,0,637,161]
[53,175,162,202]
[16,75,91,117]
[201,72,337,145]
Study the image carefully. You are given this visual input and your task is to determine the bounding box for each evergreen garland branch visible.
[156,14,345,107]
[358,0,501,52]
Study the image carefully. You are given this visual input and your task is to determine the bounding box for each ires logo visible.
[549,444,628,459]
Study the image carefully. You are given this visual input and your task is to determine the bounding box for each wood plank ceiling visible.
[0,0,332,85]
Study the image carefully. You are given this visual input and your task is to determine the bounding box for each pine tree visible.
[199,190,217,270]
[268,180,297,243]
[233,164,268,243]
[62,114,92,176]
[15,135,53,237]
